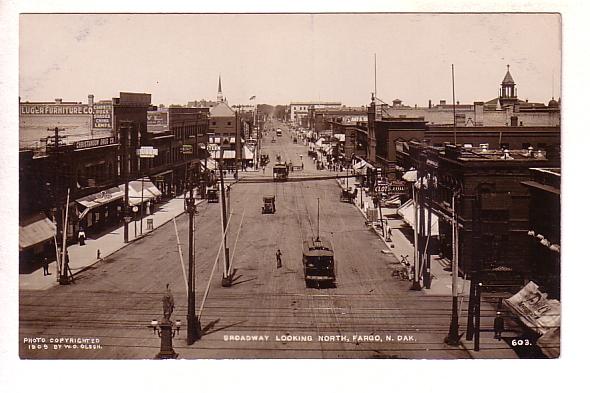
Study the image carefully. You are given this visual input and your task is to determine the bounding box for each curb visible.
[70,199,205,278]
[336,179,398,256]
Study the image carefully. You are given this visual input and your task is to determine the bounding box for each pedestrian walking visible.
[42,257,50,276]
[276,249,282,268]
[78,228,86,246]
[494,311,505,340]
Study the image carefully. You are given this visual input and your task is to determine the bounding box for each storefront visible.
[76,186,125,233]
[19,212,57,267]
[125,178,162,216]
[151,169,174,199]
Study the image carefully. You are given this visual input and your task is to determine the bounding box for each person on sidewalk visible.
[276,249,282,268]
[42,257,51,276]
[78,227,86,246]
[494,311,505,340]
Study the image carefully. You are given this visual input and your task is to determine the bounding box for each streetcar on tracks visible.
[302,237,336,288]
[273,163,289,181]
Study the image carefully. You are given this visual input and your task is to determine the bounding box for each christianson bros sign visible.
[74,136,117,150]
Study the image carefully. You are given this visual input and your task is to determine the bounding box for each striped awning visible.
[76,186,125,219]
[122,179,163,206]
[19,213,56,251]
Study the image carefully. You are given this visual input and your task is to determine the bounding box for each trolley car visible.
[273,164,289,181]
[302,238,336,288]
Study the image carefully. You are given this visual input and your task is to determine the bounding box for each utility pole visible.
[411,177,422,291]
[186,163,202,344]
[120,121,132,243]
[47,127,66,281]
[445,191,461,346]
[219,149,232,287]
[452,64,457,145]
[235,108,240,176]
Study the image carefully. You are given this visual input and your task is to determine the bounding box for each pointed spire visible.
[217,74,224,102]
[502,64,515,85]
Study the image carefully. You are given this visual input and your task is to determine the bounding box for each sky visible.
[19,13,561,107]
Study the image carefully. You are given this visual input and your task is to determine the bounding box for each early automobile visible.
[261,195,276,214]
[206,188,219,203]
[302,237,336,288]
[340,187,357,203]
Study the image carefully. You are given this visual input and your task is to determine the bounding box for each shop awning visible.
[210,150,236,159]
[76,186,125,219]
[353,160,367,170]
[122,179,163,206]
[503,281,561,337]
[19,212,56,251]
[205,158,218,170]
[397,199,439,236]
[402,170,417,182]
[243,145,254,160]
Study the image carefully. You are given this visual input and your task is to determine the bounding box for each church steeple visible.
[217,75,224,102]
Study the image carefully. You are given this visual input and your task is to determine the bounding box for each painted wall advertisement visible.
[92,102,113,129]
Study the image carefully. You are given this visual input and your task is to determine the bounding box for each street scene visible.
[17,13,561,360]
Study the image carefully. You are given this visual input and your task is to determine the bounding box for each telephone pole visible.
[120,121,132,243]
[47,127,66,280]
[445,191,461,346]
[219,149,232,287]
[186,163,202,344]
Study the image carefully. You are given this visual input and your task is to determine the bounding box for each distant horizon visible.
[20,13,561,108]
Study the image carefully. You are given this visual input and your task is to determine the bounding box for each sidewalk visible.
[336,177,467,296]
[20,193,205,291]
[335,178,519,358]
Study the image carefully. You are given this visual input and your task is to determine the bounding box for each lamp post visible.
[149,284,181,359]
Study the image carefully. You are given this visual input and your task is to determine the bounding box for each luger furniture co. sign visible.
[20,103,93,115]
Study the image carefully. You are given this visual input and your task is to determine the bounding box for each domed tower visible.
[499,64,518,107]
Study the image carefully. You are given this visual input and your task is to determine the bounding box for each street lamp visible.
[148,285,181,359]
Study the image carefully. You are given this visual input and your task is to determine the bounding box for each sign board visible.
[137,146,158,158]
[147,111,169,131]
[92,101,113,129]
[181,144,193,155]
[503,281,560,336]
[20,103,92,115]
[74,136,117,150]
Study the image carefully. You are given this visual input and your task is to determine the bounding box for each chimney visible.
[428,99,432,109]
[440,100,446,105]
[55,98,62,104]
[88,94,94,106]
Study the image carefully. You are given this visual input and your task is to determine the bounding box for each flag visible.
[249,95,256,100]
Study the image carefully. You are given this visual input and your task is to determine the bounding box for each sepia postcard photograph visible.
[5,1,590,391]
[14,11,563,362]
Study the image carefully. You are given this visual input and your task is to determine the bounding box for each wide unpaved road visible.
[20,123,469,359]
